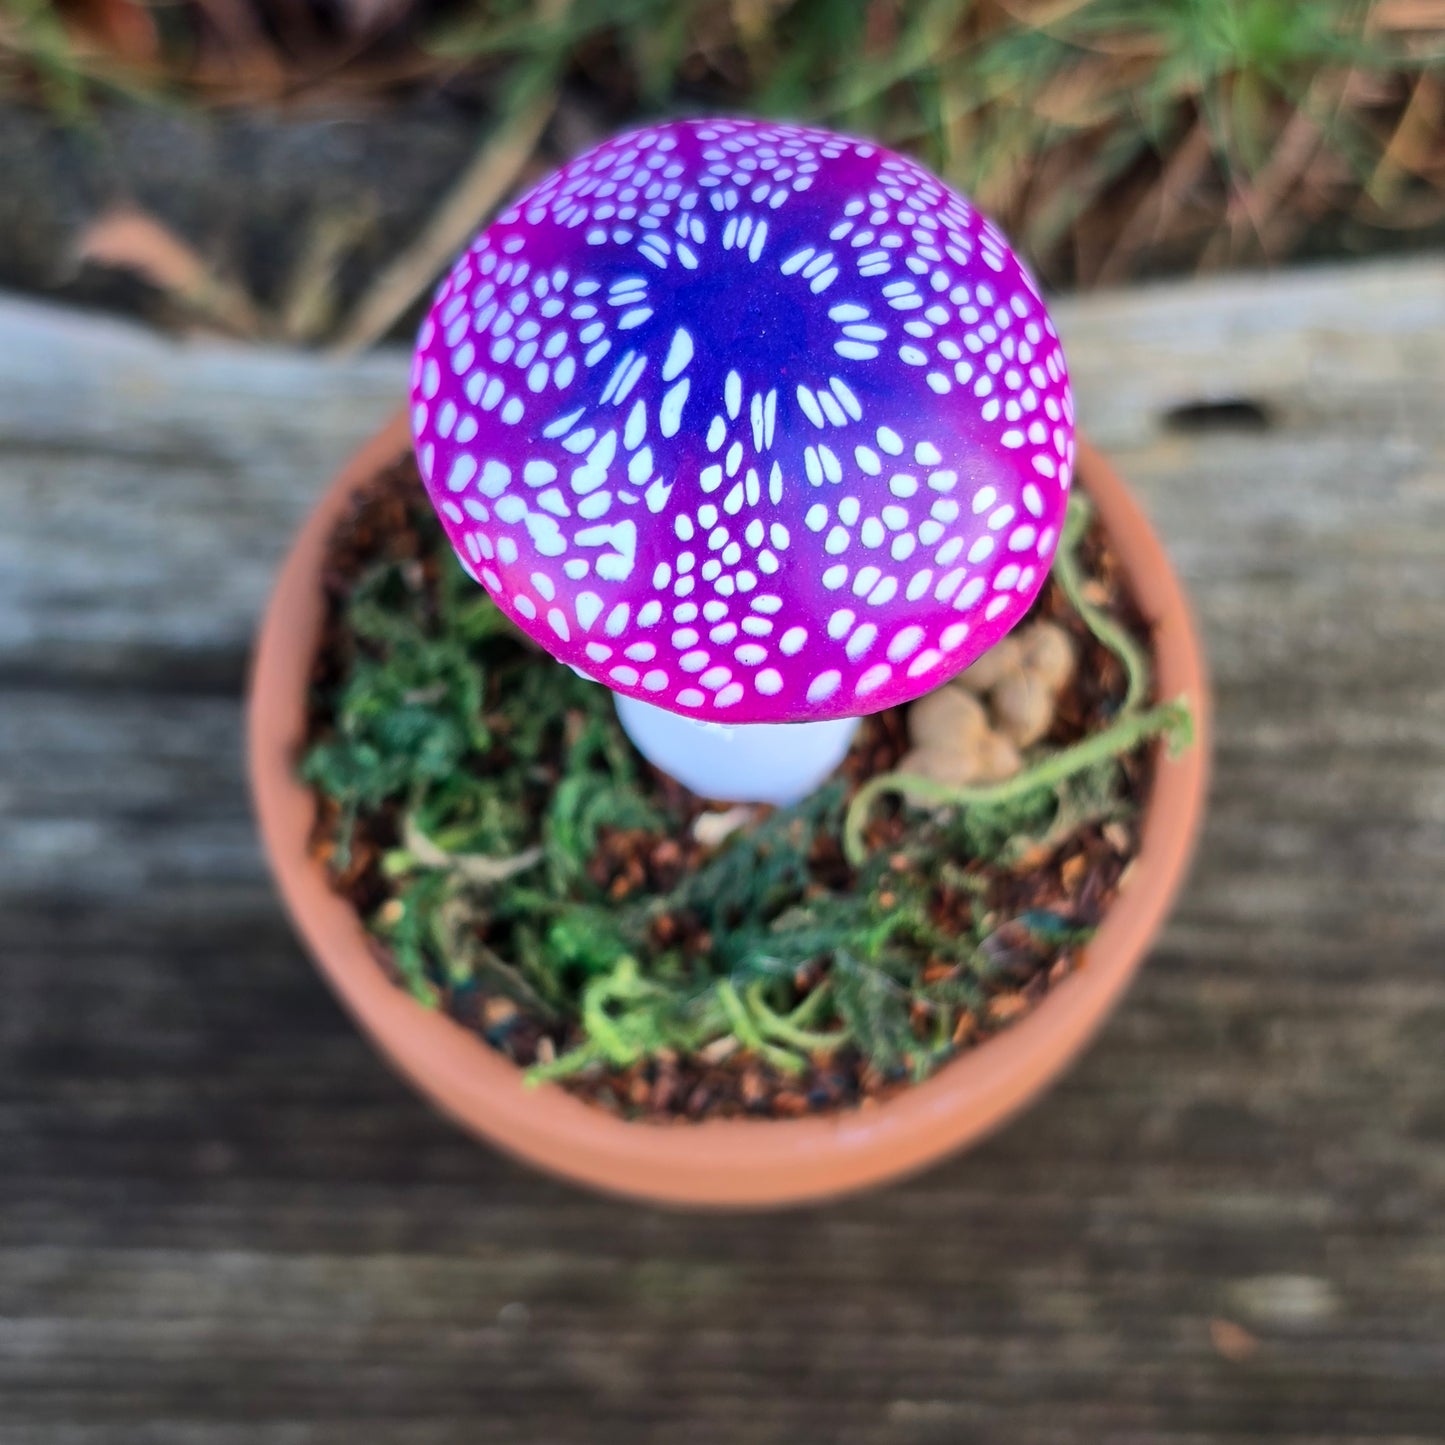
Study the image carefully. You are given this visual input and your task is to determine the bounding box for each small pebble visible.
[692,805,755,847]
[907,687,988,750]
[897,746,980,787]
[482,996,519,1027]
[1017,620,1077,693]
[955,636,1022,693]
[992,669,1055,748]
[972,731,1022,783]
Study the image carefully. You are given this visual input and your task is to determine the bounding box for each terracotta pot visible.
[248,412,1210,1209]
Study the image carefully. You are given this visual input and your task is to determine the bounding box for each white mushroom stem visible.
[614,695,860,807]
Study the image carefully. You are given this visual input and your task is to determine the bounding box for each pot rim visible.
[247,413,1210,1209]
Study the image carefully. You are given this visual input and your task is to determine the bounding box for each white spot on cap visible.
[829,378,862,419]
[905,569,933,601]
[851,565,882,597]
[846,624,877,660]
[575,592,603,630]
[662,327,694,382]
[856,663,891,696]
[887,626,924,662]
[957,577,986,608]
[448,456,479,492]
[659,377,690,437]
[807,670,841,703]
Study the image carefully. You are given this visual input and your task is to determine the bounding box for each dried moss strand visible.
[1055,494,1151,714]
[843,698,1194,866]
[395,816,544,883]
[744,981,844,1054]
[523,1040,605,1084]
[307,471,1179,1109]
[716,980,808,1075]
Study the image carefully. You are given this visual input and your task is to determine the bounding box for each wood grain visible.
[3,258,1445,1442]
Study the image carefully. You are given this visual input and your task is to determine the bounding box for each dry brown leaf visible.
[1210,1318,1259,1362]
[1366,73,1445,205]
[75,206,264,337]
[1194,69,1352,272]
[333,0,413,36]
[1368,0,1445,31]
[989,0,1097,31]
[1032,54,1154,128]
[1092,121,1214,285]
[58,0,159,64]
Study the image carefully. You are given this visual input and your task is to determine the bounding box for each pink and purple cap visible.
[410,117,1074,725]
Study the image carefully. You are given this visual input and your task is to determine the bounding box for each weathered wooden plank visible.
[0,296,403,681]
[2,259,1443,678]
[3,259,1445,1443]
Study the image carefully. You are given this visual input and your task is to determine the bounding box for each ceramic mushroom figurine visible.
[410,118,1074,805]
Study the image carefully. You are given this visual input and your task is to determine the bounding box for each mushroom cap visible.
[411,118,1074,724]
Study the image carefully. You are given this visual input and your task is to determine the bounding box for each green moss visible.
[302,489,1190,1091]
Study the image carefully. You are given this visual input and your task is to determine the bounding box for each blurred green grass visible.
[4,0,1443,286]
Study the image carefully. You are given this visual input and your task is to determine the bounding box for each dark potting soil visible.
[302,454,1158,1122]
